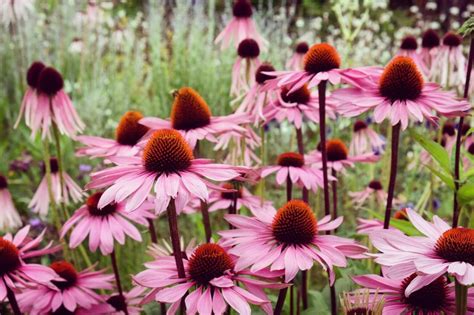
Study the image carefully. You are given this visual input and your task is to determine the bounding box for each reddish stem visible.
[167,199,186,278]
[200,201,212,242]
[318,81,331,217]
[453,35,474,228]
[383,123,401,229]
[111,249,129,315]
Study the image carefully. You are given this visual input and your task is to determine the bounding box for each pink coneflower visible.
[420,29,440,75]
[214,125,261,166]
[356,209,408,234]
[77,111,149,158]
[18,260,114,313]
[433,32,466,89]
[0,175,22,231]
[307,139,379,173]
[87,129,240,214]
[263,84,337,129]
[341,290,385,315]
[214,0,266,50]
[15,62,84,139]
[352,273,474,314]
[286,42,309,71]
[0,225,59,313]
[263,43,377,92]
[236,62,276,125]
[397,35,427,75]
[370,208,474,293]
[350,120,385,155]
[261,152,326,192]
[349,180,390,207]
[231,39,262,96]
[0,0,34,26]
[220,200,367,283]
[101,287,146,315]
[134,243,285,314]
[334,56,470,130]
[60,192,154,255]
[29,158,83,217]
[206,183,274,214]
[140,87,248,149]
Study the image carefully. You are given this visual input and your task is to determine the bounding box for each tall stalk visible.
[111,249,129,315]
[5,280,21,315]
[318,81,331,217]
[41,139,61,232]
[453,35,473,228]
[167,199,186,278]
[147,219,158,243]
[319,80,337,315]
[331,169,338,228]
[383,123,401,229]
[455,279,468,315]
[200,200,212,242]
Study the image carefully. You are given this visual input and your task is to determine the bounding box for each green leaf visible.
[410,129,451,174]
[368,211,422,236]
[458,182,474,205]
[426,164,455,190]
[459,17,474,36]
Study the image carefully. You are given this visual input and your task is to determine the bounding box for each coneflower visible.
[432,32,466,89]
[420,29,440,73]
[15,62,84,139]
[231,38,262,96]
[214,0,266,50]
[350,120,385,155]
[398,35,427,74]
[140,87,249,149]
[77,111,149,158]
[333,56,470,229]
[0,175,22,231]
[286,41,309,71]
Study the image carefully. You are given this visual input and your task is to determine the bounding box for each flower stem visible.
[147,218,158,243]
[200,201,212,242]
[286,176,293,202]
[453,35,473,228]
[51,120,70,220]
[5,280,21,315]
[296,127,308,202]
[318,81,331,218]
[111,249,129,315]
[228,189,238,229]
[329,277,337,315]
[383,123,401,229]
[167,198,186,278]
[331,169,338,230]
[274,287,289,315]
[41,138,62,231]
[455,279,468,315]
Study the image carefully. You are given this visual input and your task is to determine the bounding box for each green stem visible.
[41,138,61,231]
[51,113,70,221]
[455,280,467,315]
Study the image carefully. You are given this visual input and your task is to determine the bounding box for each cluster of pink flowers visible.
[3,1,473,314]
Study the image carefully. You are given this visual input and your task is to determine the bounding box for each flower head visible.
[214,0,267,49]
[286,41,309,71]
[0,174,22,231]
[263,84,337,128]
[334,56,470,130]
[261,152,326,191]
[15,62,84,139]
[29,158,84,217]
[140,88,248,148]
[350,120,385,155]
[369,208,474,295]
[307,138,379,172]
[77,111,149,158]
[220,200,366,283]
[0,225,59,301]
[352,273,474,314]
[60,192,155,255]
[263,43,378,93]
[18,260,114,313]
[134,242,284,314]
[87,129,240,214]
[231,39,262,96]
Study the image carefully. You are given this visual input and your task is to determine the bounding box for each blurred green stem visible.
[455,280,467,315]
